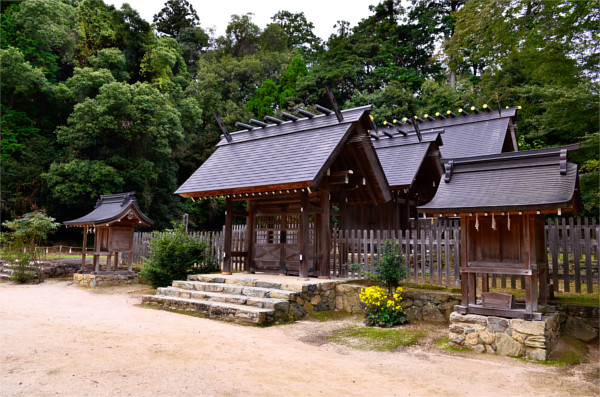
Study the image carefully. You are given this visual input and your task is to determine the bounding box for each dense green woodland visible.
[1,0,598,237]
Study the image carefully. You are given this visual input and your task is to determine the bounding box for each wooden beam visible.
[359,135,392,202]
[223,197,233,275]
[308,204,323,214]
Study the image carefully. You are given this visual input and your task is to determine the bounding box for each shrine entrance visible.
[252,203,315,276]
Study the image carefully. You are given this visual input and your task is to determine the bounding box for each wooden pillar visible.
[127,251,133,273]
[81,226,88,271]
[338,192,347,230]
[244,200,254,273]
[94,229,100,272]
[113,252,119,271]
[106,253,112,273]
[319,191,331,279]
[223,197,233,275]
[523,214,532,314]
[279,212,287,275]
[460,215,469,305]
[299,191,309,279]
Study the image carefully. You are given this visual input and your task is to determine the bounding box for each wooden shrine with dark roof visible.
[176,104,391,279]
[64,192,153,273]
[419,145,581,320]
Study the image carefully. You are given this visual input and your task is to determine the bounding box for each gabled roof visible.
[372,130,443,188]
[176,105,390,201]
[418,145,581,214]
[64,192,153,227]
[397,107,518,159]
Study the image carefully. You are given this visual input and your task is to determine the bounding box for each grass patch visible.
[305,311,361,322]
[327,325,426,352]
[550,292,600,307]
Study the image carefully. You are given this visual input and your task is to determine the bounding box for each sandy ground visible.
[0,280,598,397]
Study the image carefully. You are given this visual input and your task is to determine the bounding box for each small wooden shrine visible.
[64,192,153,273]
[175,104,391,279]
[419,146,581,320]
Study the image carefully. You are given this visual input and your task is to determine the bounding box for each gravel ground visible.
[0,280,598,397]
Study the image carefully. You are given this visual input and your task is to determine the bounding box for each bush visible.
[364,240,407,294]
[1,211,59,283]
[359,286,408,327]
[140,223,218,288]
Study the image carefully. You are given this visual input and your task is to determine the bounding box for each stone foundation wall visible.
[73,273,139,288]
[448,312,562,360]
[556,304,599,342]
[296,281,338,312]
[333,284,461,322]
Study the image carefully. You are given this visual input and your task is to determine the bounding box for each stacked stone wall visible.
[333,284,461,322]
[73,273,139,288]
[448,312,562,360]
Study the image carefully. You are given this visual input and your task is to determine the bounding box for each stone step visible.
[141,294,275,325]
[171,280,298,302]
[187,274,306,292]
[157,286,291,312]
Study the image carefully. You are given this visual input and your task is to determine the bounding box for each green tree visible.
[75,0,120,65]
[4,0,77,81]
[44,81,185,227]
[223,13,260,58]
[278,55,308,109]
[271,10,321,56]
[246,79,279,118]
[153,0,200,38]
[89,47,130,81]
[2,211,60,283]
[140,36,190,92]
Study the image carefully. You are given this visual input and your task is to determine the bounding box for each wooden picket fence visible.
[131,217,599,294]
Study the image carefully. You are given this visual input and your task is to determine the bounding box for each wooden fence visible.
[131,217,599,294]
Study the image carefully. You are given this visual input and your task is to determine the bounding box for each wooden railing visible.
[131,217,599,294]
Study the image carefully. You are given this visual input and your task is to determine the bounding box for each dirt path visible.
[0,280,597,397]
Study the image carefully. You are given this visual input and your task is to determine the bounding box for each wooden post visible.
[299,191,309,279]
[460,215,468,305]
[523,214,532,314]
[223,197,233,275]
[279,212,287,275]
[244,200,254,273]
[127,250,133,273]
[319,190,331,279]
[81,226,88,271]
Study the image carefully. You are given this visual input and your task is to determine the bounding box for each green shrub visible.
[1,211,59,283]
[140,223,218,288]
[364,240,407,294]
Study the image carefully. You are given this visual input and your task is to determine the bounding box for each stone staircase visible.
[141,275,307,325]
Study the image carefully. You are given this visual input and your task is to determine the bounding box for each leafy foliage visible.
[364,240,407,294]
[1,211,60,283]
[1,0,597,234]
[140,223,218,288]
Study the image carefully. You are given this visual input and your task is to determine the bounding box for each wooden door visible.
[253,210,307,274]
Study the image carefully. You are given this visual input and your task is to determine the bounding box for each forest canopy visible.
[1,0,598,235]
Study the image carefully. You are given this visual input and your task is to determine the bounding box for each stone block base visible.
[73,272,139,288]
[448,311,561,360]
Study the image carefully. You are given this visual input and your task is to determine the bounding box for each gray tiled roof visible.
[397,108,517,158]
[175,106,373,197]
[63,192,153,226]
[418,146,580,213]
[372,131,442,188]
